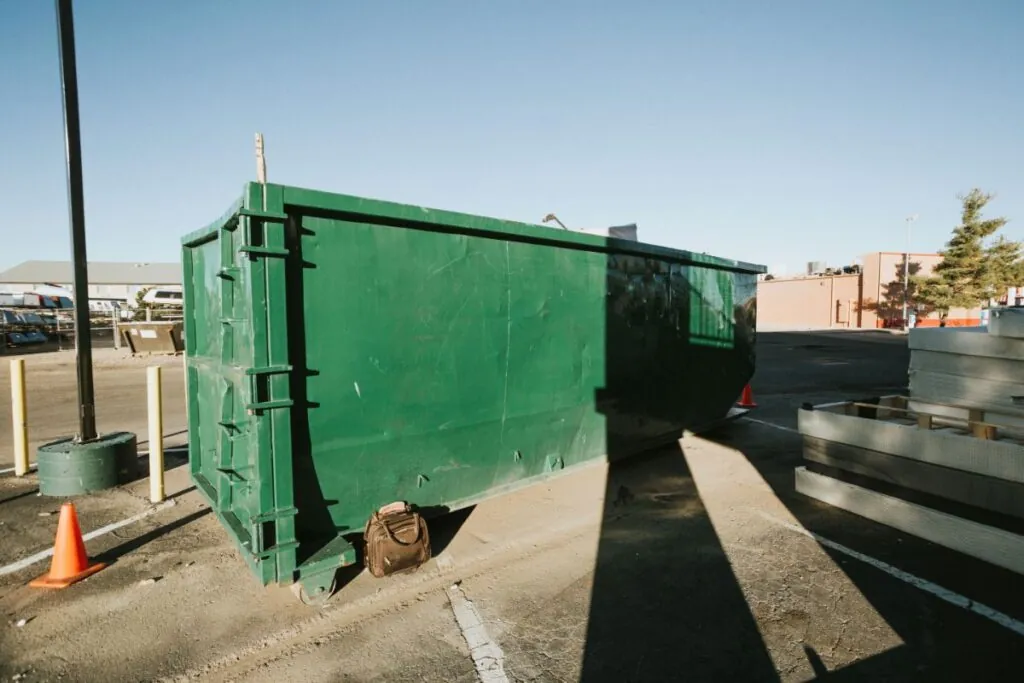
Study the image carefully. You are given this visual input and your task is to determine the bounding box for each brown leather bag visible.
[363,502,431,578]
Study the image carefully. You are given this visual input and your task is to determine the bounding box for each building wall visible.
[859,252,980,328]
[757,274,861,331]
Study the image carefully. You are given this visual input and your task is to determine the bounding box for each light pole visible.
[903,214,919,330]
[55,0,96,442]
[36,0,139,496]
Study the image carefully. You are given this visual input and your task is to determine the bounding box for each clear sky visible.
[2,0,1022,275]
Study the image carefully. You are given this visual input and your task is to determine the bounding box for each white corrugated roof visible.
[0,260,181,285]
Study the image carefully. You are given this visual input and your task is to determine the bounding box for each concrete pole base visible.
[37,431,139,496]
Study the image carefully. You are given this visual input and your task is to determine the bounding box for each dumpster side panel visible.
[285,191,759,540]
[288,215,609,548]
[186,182,763,588]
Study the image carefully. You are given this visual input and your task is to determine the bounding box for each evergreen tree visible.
[916,189,1018,319]
[984,236,1024,299]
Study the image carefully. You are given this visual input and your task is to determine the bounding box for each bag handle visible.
[373,510,423,547]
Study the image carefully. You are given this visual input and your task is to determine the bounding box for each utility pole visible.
[56,0,96,442]
[903,214,919,331]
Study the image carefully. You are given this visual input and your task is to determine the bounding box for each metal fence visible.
[0,306,183,356]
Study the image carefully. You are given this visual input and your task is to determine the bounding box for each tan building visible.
[757,251,984,332]
[757,273,861,331]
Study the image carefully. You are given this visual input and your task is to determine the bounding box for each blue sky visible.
[2,0,1022,276]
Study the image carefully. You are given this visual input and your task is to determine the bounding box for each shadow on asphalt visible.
[95,507,212,565]
[699,413,1024,682]
[138,429,189,448]
[0,488,40,505]
[583,446,777,680]
[580,265,774,681]
[580,326,1024,682]
[167,485,196,502]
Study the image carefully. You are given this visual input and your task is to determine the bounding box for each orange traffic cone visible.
[29,502,105,589]
[737,383,757,408]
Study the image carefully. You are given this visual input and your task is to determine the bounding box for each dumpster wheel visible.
[291,575,338,607]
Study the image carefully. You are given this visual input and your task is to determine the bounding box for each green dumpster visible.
[182,182,765,602]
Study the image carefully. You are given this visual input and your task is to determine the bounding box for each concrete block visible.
[797,405,1024,484]
[909,326,1024,360]
[795,466,1024,576]
[803,436,1024,520]
[989,307,1024,339]
[909,370,1024,418]
[909,349,1024,382]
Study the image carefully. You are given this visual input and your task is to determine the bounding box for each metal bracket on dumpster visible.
[238,208,291,261]
[250,507,299,562]
[239,245,289,258]
[246,365,294,377]
[245,365,295,413]
[246,399,294,412]
[298,534,359,573]
[238,208,289,223]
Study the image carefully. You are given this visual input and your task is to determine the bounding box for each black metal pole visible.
[56,0,97,442]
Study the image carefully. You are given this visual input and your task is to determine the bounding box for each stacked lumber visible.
[795,395,1024,576]
[908,325,1024,428]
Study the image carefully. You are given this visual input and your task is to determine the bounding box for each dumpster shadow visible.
[694,415,1024,682]
[581,444,778,681]
[659,330,1024,681]
[420,504,475,556]
[582,310,1023,681]
[577,254,779,681]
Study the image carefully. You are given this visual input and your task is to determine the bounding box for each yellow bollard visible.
[147,365,164,503]
[10,359,29,476]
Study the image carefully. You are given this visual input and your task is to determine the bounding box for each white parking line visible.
[0,500,175,578]
[0,463,36,476]
[759,511,1024,638]
[446,582,510,683]
[741,417,799,434]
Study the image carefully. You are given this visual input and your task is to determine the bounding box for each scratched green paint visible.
[182,182,765,587]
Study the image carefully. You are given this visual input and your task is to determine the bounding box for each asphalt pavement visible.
[2,330,1023,683]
